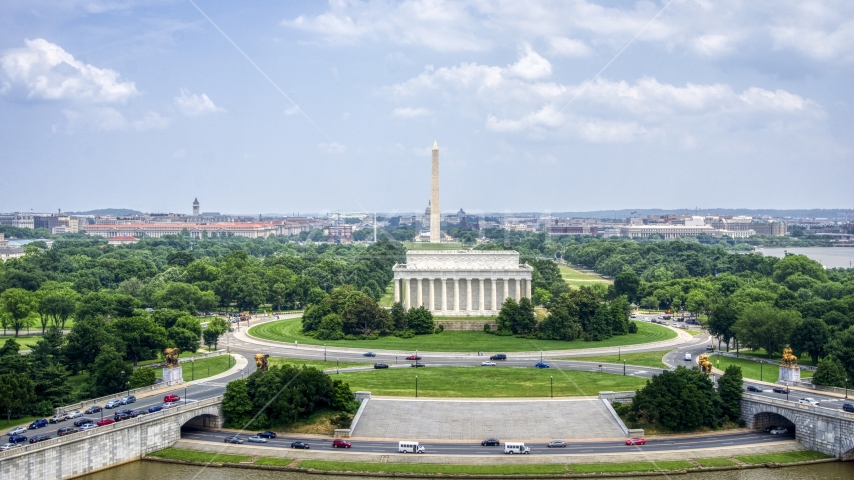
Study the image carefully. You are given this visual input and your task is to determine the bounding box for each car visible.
[120,395,136,405]
[363,352,376,357]
[116,409,136,417]
[411,362,426,368]
[133,410,149,416]
[84,406,102,414]
[66,410,82,419]
[547,440,567,448]
[290,441,310,449]
[162,402,178,409]
[224,436,244,444]
[481,361,497,366]
[490,354,507,361]
[798,398,820,406]
[258,431,277,439]
[406,355,421,360]
[164,394,181,403]
[0,443,21,451]
[8,435,27,444]
[7,426,27,436]
[535,362,550,368]
[747,385,763,392]
[332,439,352,448]
[57,427,78,436]
[763,425,779,433]
[626,437,646,445]
[96,419,115,427]
[73,418,95,427]
[247,435,267,443]
[79,424,98,431]
[630,314,637,318]
[843,403,854,413]
[706,345,715,350]
[481,438,500,446]
[684,353,693,361]
[29,435,51,444]
[105,400,122,409]
[114,413,131,422]
[49,412,68,423]
[769,427,789,435]
[148,405,163,413]
[29,419,48,429]
[772,387,790,394]
[374,363,389,369]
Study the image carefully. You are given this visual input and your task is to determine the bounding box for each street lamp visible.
[416,375,419,398]
[550,376,553,398]
[324,344,327,362]
[337,358,340,374]
[239,369,244,379]
[540,350,543,363]
[184,387,187,405]
[623,360,626,376]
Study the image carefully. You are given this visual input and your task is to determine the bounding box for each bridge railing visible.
[0,395,223,461]
[742,393,854,421]
[714,352,817,371]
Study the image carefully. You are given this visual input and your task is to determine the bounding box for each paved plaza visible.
[351,398,625,440]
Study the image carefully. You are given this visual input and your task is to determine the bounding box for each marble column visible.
[515,278,521,302]
[454,279,460,313]
[429,278,435,312]
[467,279,473,312]
[441,279,447,312]
[405,278,411,309]
[417,278,423,308]
[525,279,532,298]
[504,278,510,300]
[491,278,498,310]
[479,279,485,311]
[394,279,400,303]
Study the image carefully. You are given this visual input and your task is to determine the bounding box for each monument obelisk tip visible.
[432,141,438,150]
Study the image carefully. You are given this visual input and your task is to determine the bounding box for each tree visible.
[169,326,201,354]
[90,345,129,397]
[532,287,552,307]
[772,254,828,283]
[0,288,36,337]
[390,302,407,332]
[608,296,631,335]
[406,306,434,335]
[222,379,254,428]
[631,366,720,432]
[0,373,36,425]
[789,318,830,364]
[812,356,847,388]
[828,326,854,381]
[614,271,640,301]
[128,368,156,389]
[496,298,519,334]
[341,295,390,336]
[0,338,20,357]
[63,316,123,373]
[39,292,77,331]
[515,297,537,334]
[540,292,582,341]
[203,317,230,350]
[717,365,743,421]
[113,316,169,366]
[315,314,345,340]
[733,304,800,358]
[707,300,738,351]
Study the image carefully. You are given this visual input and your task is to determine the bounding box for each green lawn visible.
[731,349,817,367]
[693,457,737,467]
[147,447,251,464]
[378,281,395,307]
[299,460,567,475]
[248,318,676,352]
[568,350,669,369]
[333,366,648,397]
[735,450,830,464]
[182,355,235,381]
[712,355,813,381]
[560,265,612,288]
[569,460,693,473]
[268,356,371,371]
[254,457,296,467]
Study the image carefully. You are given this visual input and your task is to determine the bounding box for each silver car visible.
[247,435,268,443]
[548,440,567,448]
[66,410,82,419]
[0,443,22,451]
[7,427,26,436]
[80,424,98,431]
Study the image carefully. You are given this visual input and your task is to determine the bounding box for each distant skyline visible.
[1,1,852,214]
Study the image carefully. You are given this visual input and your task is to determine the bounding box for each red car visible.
[625,438,646,445]
[96,418,115,427]
[405,355,421,360]
[332,439,352,448]
[164,394,181,403]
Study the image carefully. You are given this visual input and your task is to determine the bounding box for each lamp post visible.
[618,347,621,361]
[623,360,626,376]
[540,350,543,363]
[324,344,327,362]
[760,362,763,381]
[416,375,418,398]
[786,382,789,402]
[550,376,553,398]
[184,387,187,405]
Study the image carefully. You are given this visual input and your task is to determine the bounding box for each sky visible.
[1,0,852,216]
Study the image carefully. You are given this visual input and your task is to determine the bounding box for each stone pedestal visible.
[778,365,800,384]
[162,366,183,385]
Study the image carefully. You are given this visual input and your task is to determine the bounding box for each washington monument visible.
[430,141,441,243]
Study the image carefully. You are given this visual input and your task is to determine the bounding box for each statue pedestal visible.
[162,366,183,385]
[778,365,800,384]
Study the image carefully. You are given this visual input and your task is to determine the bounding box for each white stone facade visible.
[392,250,533,317]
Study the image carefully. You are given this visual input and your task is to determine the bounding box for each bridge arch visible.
[174,404,224,430]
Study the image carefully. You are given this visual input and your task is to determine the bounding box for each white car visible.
[481,361,497,366]
[798,398,820,406]
[7,427,27,436]
[769,427,789,435]
[66,410,82,419]
[162,402,177,409]
[247,435,267,443]
[80,424,98,431]
[0,443,22,451]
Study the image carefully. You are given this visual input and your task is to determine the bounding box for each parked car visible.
[481,438,500,446]
[29,419,48,429]
[405,355,421,360]
[7,427,27,436]
[769,427,789,435]
[84,406,102,414]
[114,412,132,422]
[247,435,267,443]
[763,425,779,433]
[80,424,98,431]
[535,362,550,368]
[148,405,163,413]
[29,435,51,443]
[49,412,68,423]
[798,398,820,406]
[96,419,115,427]
[772,387,790,394]
[290,441,310,449]
[0,443,21,451]
[481,361,497,366]
[117,409,136,418]
[164,394,181,403]
[120,395,137,405]
[626,437,646,445]
[105,400,122,409]
[57,427,78,436]
[66,410,82,419]
[547,440,567,448]
[374,363,389,369]
[73,418,95,427]
[411,362,426,368]
[746,385,763,392]
[224,436,243,444]
[843,403,854,413]
[8,435,27,444]
[363,352,376,357]
[332,438,352,448]
[490,354,507,361]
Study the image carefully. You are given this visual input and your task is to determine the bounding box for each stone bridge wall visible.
[436,320,497,331]
[0,398,223,480]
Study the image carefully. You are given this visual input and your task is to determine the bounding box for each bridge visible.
[741,394,854,459]
[0,396,223,479]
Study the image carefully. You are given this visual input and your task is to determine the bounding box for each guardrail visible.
[134,350,227,370]
[1,395,224,461]
[712,352,817,371]
[741,393,854,420]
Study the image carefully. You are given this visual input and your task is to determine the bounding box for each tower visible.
[430,141,440,243]
[192,198,200,216]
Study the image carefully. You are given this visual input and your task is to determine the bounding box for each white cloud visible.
[738,88,813,112]
[546,37,593,57]
[283,105,301,115]
[318,142,346,154]
[133,111,170,131]
[692,34,733,56]
[393,107,431,118]
[0,38,137,103]
[173,89,223,116]
[506,44,552,80]
[61,107,127,132]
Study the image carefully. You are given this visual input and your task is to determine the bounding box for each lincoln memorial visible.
[392,250,534,316]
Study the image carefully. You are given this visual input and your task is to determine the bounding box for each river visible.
[759,247,854,269]
[81,460,854,480]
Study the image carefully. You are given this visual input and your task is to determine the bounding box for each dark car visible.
[8,435,27,444]
[772,387,790,394]
[117,409,136,418]
[374,363,389,369]
[148,405,163,413]
[57,427,78,436]
[290,441,310,449]
[114,412,132,422]
[363,352,376,357]
[746,385,763,392]
[29,419,48,429]
[843,403,854,413]
[406,355,421,360]
[481,438,500,446]
[490,354,507,361]
[73,418,95,427]
[133,410,150,416]
[224,436,244,444]
[84,406,102,414]
[258,431,277,439]
[411,362,426,368]
[29,435,51,444]
[332,438,351,448]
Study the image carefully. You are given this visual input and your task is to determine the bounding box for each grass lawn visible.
[182,355,235,381]
[268,356,371,371]
[735,450,830,464]
[378,281,395,307]
[712,355,813,381]
[334,366,648,397]
[3,414,47,429]
[299,460,568,475]
[693,458,737,467]
[0,335,43,349]
[560,265,612,288]
[568,350,669,369]
[249,318,676,352]
[137,350,205,367]
[147,447,251,464]
[731,349,817,367]
[254,457,296,467]
[569,460,693,473]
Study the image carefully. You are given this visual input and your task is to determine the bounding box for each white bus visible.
[398,441,425,453]
[504,442,530,454]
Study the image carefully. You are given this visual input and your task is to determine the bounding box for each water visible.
[81,460,854,480]
[759,247,854,269]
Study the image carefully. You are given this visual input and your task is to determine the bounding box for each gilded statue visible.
[781,347,798,367]
[255,353,270,372]
[164,348,181,368]
[698,353,713,375]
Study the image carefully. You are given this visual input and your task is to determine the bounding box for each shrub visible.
[434,324,444,334]
[331,412,353,429]
[128,368,156,389]
[628,322,638,334]
[483,323,492,333]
